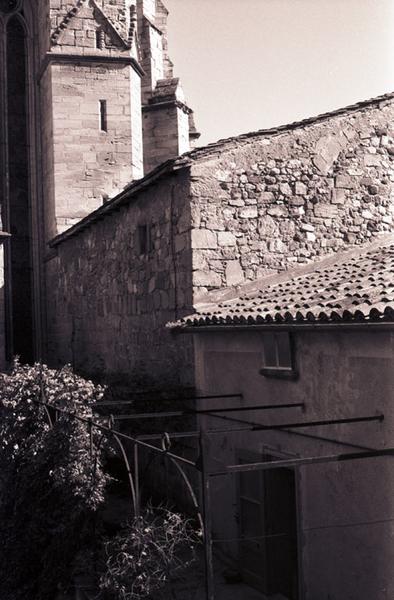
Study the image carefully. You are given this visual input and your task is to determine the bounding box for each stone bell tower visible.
[40,0,199,238]
[0,0,198,368]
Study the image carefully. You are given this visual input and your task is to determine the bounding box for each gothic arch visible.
[0,0,43,364]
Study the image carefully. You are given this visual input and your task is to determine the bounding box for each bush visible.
[0,360,108,600]
[98,506,200,600]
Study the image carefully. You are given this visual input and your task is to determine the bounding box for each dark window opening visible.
[99,99,107,131]
[138,224,154,255]
[260,332,296,379]
[96,29,105,49]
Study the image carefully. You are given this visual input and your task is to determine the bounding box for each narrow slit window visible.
[138,224,154,255]
[99,100,107,132]
[138,225,149,255]
[96,29,104,49]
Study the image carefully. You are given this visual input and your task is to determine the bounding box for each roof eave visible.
[169,321,394,334]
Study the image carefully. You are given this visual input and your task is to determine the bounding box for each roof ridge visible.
[180,91,394,162]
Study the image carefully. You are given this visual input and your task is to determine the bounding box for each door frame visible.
[236,444,304,600]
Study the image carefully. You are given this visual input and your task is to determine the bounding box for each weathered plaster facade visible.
[191,327,394,600]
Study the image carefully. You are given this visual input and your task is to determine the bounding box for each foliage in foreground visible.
[0,360,107,600]
[99,507,200,600]
[0,361,201,600]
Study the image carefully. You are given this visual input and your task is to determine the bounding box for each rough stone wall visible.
[46,61,142,238]
[189,100,394,298]
[45,170,195,386]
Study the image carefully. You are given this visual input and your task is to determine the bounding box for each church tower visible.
[41,0,198,239]
[0,0,198,366]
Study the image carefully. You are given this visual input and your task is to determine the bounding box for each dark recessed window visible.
[260,332,297,379]
[99,99,107,132]
[96,29,105,49]
[138,224,154,255]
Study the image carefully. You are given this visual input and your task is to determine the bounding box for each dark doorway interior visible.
[6,16,34,363]
[238,453,299,599]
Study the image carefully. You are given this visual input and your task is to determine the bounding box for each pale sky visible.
[165,0,394,146]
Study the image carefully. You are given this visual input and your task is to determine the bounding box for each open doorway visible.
[238,452,299,599]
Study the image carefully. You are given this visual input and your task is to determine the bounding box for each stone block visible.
[363,155,381,167]
[258,215,278,236]
[217,232,237,246]
[225,260,245,286]
[295,182,307,195]
[268,239,285,253]
[306,232,316,242]
[335,175,355,189]
[191,228,217,249]
[331,189,346,204]
[300,223,315,232]
[314,204,337,218]
[259,191,275,202]
[267,205,287,217]
[279,183,292,196]
[239,207,258,219]
[312,155,330,176]
[193,270,222,287]
[289,197,305,206]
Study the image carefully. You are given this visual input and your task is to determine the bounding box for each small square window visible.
[260,332,297,379]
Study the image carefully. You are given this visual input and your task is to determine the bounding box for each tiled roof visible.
[171,240,394,330]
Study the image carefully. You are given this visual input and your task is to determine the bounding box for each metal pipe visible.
[133,443,140,518]
[136,414,384,443]
[112,433,137,516]
[93,393,242,407]
[212,446,394,476]
[31,398,196,467]
[251,414,384,432]
[109,402,304,421]
[197,402,305,414]
[199,433,215,600]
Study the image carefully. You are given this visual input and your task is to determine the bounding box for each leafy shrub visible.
[99,506,200,600]
[0,360,108,600]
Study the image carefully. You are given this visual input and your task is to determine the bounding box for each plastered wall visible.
[192,328,394,600]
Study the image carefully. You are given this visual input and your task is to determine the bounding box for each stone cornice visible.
[38,52,145,82]
[142,99,193,115]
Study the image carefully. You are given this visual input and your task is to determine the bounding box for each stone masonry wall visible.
[143,103,189,174]
[189,99,394,299]
[46,61,143,238]
[45,169,195,386]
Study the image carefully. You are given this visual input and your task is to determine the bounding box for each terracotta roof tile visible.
[171,242,394,330]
